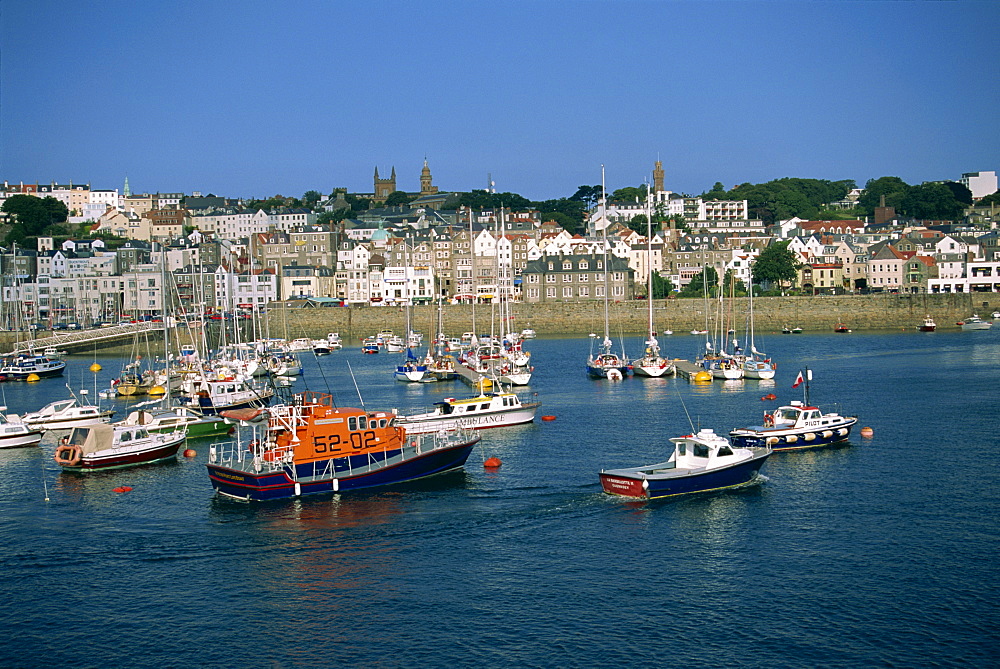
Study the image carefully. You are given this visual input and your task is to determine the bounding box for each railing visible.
[1,321,163,356]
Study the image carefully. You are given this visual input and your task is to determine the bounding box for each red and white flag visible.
[792,371,804,388]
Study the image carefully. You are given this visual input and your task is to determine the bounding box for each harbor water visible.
[0,328,997,667]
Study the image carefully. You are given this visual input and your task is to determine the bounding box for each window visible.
[528,274,538,283]
[596,286,605,297]
[579,286,589,297]
[546,275,556,283]
[578,274,588,283]
[579,260,588,270]
[563,274,572,282]
[562,286,573,298]
[546,287,556,298]
[562,261,572,270]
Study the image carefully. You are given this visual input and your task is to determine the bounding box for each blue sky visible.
[2,0,996,201]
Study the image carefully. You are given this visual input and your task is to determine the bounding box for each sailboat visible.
[392,237,429,383]
[423,297,457,381]
[586,166,630,380]
[495,209,532,386]
[394,346,430,382]
[632,188,675,378]
[741,268,776,380]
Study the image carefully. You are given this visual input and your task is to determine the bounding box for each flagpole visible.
[805,367,811,406]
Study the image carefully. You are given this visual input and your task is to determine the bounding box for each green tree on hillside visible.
[977,191,1000,206]
[384,191,415,207]
[858,176,909,215]
[900,182,965,220]
[651,271,673,298]
[679,266,718,297]
[609,185,647,204]
[1,194,69,244]
[570,185,603,209]
[752,241,800,288]
[942,181,973,206]
[302,190,323,208]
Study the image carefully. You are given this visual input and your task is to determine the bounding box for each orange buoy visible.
[483,457,502,469]
[183,448,197,458]
[541,415,556,421]
[761,393,777,401]
[860,426,874,438]
[113,486,133,493]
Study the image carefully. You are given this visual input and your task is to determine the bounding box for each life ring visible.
[763,413,774,427]
[54,444,82,467]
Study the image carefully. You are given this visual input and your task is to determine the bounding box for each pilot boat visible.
[729,399,858,451]
[396,391,541,434]
[206,391,481,501]
[729,368,857,451]
[600,428,770,499]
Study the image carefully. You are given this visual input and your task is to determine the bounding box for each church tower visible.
[653,160,664,194]
[124,175,131,198]
[374,166,397,202]
[420,158,438,196]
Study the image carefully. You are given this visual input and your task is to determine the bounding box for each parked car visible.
[51,322,69,330]
[67,322,82,330]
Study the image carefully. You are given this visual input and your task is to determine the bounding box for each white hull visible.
[394,369,429,383]
[499,372,532,385]
[632,356,675,378]
[399,405,538,434]
[0,432,43,448]
[24,415,113,431]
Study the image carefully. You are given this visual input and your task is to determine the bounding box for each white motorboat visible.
[396,391,541,434]
[0,410,43,449]
[958,314,992,330]
[326,332,343,350]
[53,423,186,471]
[0,354,66,380]
[600,428,771,499]
[21,398,114,431]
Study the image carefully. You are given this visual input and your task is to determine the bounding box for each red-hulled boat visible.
[206,391,480,501]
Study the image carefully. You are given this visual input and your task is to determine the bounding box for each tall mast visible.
[646,184,655,348]
[601,165,610,345]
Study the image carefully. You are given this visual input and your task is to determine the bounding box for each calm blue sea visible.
[0,327,997,668]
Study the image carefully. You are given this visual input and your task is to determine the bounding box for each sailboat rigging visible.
[586,165,630,380]
[632,184,675,378]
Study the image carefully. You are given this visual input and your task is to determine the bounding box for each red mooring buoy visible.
[860,426,874,438]
[483,457,502,469]
[113,486,133,493]
[761,394,777,401]
[183,449,197,458]
[541,415,556,421]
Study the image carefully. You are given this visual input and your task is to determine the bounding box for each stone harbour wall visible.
[266,292,997,341]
